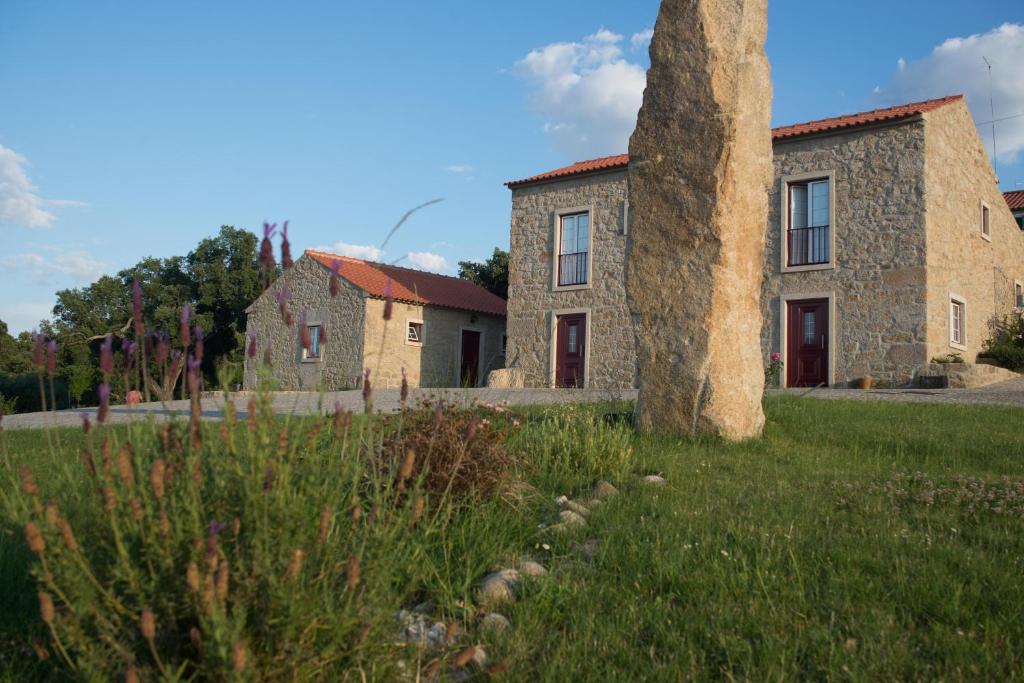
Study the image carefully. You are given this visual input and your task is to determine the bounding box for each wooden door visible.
[555,314,586,388]
[786,299,829,387]
[459,330,481,387]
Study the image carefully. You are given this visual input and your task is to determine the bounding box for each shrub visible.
[0,373,68,414]
[980,311,1024,372]
[1,391,520,679]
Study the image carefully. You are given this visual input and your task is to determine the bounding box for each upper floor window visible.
[981,202,992,241]
[786,178,831,267]
[557,211,589,287]
[304,325,321,359]
[949,296,966,349]
[406,320,424,346]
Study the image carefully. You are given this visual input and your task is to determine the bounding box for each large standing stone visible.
[626,0,772,441]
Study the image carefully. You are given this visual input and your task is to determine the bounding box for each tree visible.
[0,320,32,374]
[458,247,509,300]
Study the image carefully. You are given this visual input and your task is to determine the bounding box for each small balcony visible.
[557,251,588,287]
[787,225,830,267]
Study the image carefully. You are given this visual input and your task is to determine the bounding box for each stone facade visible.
[507,98,1023,390]
[922,102,1024,367]
[244,254,506,391]
[507,172,635,389]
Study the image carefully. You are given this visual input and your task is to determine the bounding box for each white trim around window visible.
[948,294,967,351]
[547,307,592,389]
[777,292,837,388]
[1015,280,1024,309]
[780,170,837,273]
[301,321,322,363]
[980,201,992,242]
[405,318,424,347]
[551,205,594,292]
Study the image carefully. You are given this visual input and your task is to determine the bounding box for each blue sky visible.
[1,1,1022,333]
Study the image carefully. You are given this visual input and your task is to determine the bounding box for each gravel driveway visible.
[0,387,638,431]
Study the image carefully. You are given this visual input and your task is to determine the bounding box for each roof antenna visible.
[982,56,999,182]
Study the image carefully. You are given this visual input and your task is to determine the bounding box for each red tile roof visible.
[1005,190,1024,211]
[507,95,964,188]
[304,250,506,317]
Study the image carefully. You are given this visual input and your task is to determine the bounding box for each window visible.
[981,202,992,241]
[1015,212,1024,231]
[557,212,590,287]
[304,325,321,359]
[1016,282,1023,309]
[949,297,966,349]
[787,178,831,267]
[406,320,424,346]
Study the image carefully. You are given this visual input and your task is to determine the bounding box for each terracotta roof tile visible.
[507,96,964,188]
[1005,190,1024,211]
[304,250,506,317]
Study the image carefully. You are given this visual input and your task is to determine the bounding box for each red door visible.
[555,314,586,388]
[459,330,481,387]
[787,299,829,388]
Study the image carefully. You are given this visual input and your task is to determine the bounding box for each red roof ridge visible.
[507,95,965,188]
[302,249,506,317]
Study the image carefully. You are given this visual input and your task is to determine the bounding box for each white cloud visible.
[0,301,54,334]
[630,29,654,50]
[46,198,89,209]
[443,164,475,174]
[0,144,56,228]
[514,28,648,159]
[0,251,108,282]
[405,251,449,273]
[876,23,1024,163]
[314,241,385,261]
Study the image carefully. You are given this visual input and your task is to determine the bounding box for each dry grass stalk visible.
[140,608,156,641]
[25,522,45,555]
[186,563,200,593]
[215,561,229,601]
[346,555,360,590]
[117,444,134,489]
[38,591,55,624]
[318,505,332,544]
[150,460,166,500]
[232,640,247,673]
[453,646,475,668]
[20,466,39,497]
[58,518,79,553]
[287,549,304,580]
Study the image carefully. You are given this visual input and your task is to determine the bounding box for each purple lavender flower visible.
[300,311,311,353]
[260,222,277,270]
[247,331,257,359]
[97,383,111,424]
[280,220,293,270]
[100,336,114,377]
[400,367,408,406]
[362,368,372,413]
[80,412,91,434]
[193,325,204,362]
[45,340,57,377]
[132,280,144,336]
[155,333,170,366]
[32,333,44,371]
[383,278,393,321]
[329,260,342,298]
[180,305,191,348]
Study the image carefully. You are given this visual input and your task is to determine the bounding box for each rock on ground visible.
[642,474,667,487]
[625,0,773,441]
[517,560,548,577]
[481,613,511,633]
[476,569,520,609]
[591,480,619,499]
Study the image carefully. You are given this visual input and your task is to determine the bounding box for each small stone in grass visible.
[554,495,569,507]
[476,569,520,609]
[592,480,618,499]
[558,510,586,527]
[517,560,548,577]
[565,500,590,517]
[578,538,600,561]
[642,474,666,486]
[481,613,511,633]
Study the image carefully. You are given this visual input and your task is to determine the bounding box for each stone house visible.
[505,95,1024,389]
[243,250,507,391]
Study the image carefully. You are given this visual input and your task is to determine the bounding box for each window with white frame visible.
[1015,281,1023,308]
[406,320,424,346]
[304,325,321,359]
[557,212,589,287]
[981,202,992,241]
[786,177,831,267]
[949,297,966,348]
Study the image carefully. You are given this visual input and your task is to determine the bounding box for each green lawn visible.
[2,396,1023,680]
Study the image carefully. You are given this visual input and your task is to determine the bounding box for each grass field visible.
[2,396,1023,680]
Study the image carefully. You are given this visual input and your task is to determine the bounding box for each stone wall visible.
[507,171,636,389]
[760,121,930,386]
[923,100,1024,364]
[362,299,506,389]
[243,255,367,391]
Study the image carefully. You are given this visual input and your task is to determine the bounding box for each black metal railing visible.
[787,225,830,267]
[558,251,588,286]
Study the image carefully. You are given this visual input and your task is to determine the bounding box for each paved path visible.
[771,375,1024,409]
[1,388,639,431]
[6,376,1024,431]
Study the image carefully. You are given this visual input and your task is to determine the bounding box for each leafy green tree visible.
[0,320,32,374]
[458,247,509,300]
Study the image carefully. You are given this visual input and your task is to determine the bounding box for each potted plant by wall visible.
[764,352,783,388]
[857,375,874,390]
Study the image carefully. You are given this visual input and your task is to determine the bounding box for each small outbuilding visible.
[243,250,507,391]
